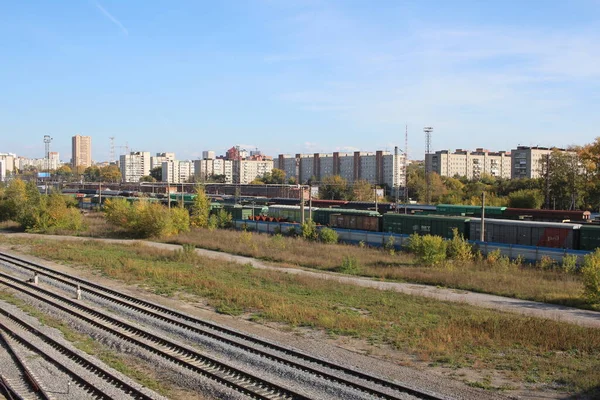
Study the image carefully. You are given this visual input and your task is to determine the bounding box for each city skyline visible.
[2,1,599,161]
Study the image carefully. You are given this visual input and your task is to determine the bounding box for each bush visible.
[319,227,338,244]
[169,207,191,236]
[446,228,473,261]
[384,235,396,255]
[104,198,189,238]
[407,234,447,266]
[581,249,600,304]
[301,220,319,241]
[562,254,578,274]
[339,255,361,274]
[215,209,233,229]
[537,256,557,271]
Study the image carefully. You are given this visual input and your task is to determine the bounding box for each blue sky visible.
[1,0,599,162]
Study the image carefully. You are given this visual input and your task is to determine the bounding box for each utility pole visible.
[44,135,52,195]
[404,124,409,214]
[544,154,551,210]
[424,126,433,204]
[308,185,313,221]
[300,186,305,223]
[480,191,486,242]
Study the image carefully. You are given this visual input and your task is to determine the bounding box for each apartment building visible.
[426,149,512,179]
[510,146,574,179]
[194,159,234,183]
[162,160,195,184]
[120,151,151,182]
[202,150,215,160]
[0,153,16,174]
[151,152,175,170]
[72,135,92,170]
[275,148,407,189]
[0,160,5,182]
[16,152,61,172]
[237,159,274,184]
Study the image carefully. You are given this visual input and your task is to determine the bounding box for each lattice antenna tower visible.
[423,126,433,204]
[109,137,115,163]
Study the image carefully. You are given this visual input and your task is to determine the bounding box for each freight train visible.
[258,206,600,251]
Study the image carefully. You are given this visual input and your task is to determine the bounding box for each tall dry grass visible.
[169,228,587,308]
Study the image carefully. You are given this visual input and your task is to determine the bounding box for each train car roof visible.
[469,218,582,229]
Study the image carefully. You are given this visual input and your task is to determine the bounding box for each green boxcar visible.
[223,204,253,220]
[435,204,506,217]
[267,205,319,222]
[578,225,600,251]
[312,208,380,225]
[382,214,470,239]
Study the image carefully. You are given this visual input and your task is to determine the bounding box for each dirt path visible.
[4,232,600,329]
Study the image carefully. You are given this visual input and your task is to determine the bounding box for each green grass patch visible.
[1,237,599,395]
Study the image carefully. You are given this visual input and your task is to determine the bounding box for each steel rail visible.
[0,272,309,400]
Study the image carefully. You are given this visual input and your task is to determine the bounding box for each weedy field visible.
[168,228,589,309]
[1,235,598,396]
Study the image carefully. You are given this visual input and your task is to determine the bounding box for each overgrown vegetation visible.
[582,249,600,304]
[4,238,599,395]
[0,179,85,233]
[103,197,189,238]
[164,227,593,309]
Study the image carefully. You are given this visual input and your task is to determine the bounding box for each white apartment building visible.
[16,152,61,172]
[0,153,16,174]
[510,146,573,179]
[426,149,512,179]
[194,159,234,183]
[275,148,407,190]
[202,150,216,160]
[162,160,195,184]
[238,159,274,184]
[0,160,5,182]
[120,151,151,182]
[151,152,175,170]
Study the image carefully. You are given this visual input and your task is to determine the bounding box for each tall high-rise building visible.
[72,135,92,170]
[120,151,151,182]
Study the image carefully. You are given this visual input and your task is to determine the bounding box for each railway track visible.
[0,306,156,400]
[0,251,448,400]
[0,328,52,400]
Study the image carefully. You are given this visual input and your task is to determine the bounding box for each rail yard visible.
[0,249,491,400]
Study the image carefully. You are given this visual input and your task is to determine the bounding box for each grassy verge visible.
[1,236,599,395]
[167,228,589,309]
[0,289,171,396]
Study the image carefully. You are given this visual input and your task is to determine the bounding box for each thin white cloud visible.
[94,2,129,36]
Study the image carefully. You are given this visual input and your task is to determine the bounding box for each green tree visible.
[150,166,162,182]
[55,165,73,179]
[100,165,121,183]
[319,175,349,200]
[190,186,211,228]
[508,189,544,208]
[544,149,584,210]
[139,175,156,183]
[351,179,375,201]
[270,168,286,184]
[84,166,101,182]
